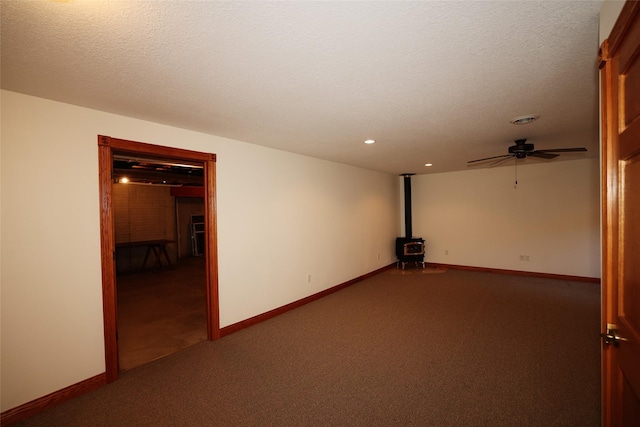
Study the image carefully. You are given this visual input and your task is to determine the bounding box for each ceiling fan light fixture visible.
[509,114,539,125]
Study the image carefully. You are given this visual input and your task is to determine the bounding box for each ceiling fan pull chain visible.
[514,159,518,188]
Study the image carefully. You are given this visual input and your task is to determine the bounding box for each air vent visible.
[509,115,539,125]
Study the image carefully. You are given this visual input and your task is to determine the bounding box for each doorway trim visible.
[98,135,219,383]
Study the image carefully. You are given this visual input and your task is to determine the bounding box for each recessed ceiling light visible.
[364,139,375,144]
[425,163,433,167]
[509,115,539,125]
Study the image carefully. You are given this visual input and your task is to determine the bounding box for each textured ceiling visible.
[1,0,603,175]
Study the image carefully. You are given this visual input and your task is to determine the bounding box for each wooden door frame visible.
[600,36,619,426]
[98,135,219,383]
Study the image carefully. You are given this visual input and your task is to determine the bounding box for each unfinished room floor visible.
[116,256,207,371]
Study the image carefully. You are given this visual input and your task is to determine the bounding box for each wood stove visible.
[396,174,425,269]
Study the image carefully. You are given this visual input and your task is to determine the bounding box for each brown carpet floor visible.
[16,268,601,426]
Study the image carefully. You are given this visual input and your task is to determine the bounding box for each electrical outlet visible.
[445,249,449,255]
[519,255,530,261]
[307,274,311,283]
[377,253,380,260]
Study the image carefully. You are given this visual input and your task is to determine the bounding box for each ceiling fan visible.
[467,139,587,166]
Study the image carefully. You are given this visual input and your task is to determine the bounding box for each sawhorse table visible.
[116,239,174,270]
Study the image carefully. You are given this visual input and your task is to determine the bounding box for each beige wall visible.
[410,158,600,278]
[0,90,400,411]
[600,0,626,43]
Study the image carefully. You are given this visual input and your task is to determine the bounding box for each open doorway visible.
[98,136,219,382]
[113,155,206,370]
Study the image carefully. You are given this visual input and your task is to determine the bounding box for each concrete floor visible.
[116,257,208,371]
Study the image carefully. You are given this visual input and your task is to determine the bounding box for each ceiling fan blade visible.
[489,155,515,166]
[529,151,559,159]
[537,147,587,153]
[467,154,512,164]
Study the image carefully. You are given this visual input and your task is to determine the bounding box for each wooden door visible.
[600,2,640,425]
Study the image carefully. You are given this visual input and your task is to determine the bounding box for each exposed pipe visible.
[401,173,415,238]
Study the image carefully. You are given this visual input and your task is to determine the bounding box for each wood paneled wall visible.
[113,183,177,272]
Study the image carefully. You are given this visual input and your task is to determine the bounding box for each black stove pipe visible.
[401,173,415,238]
